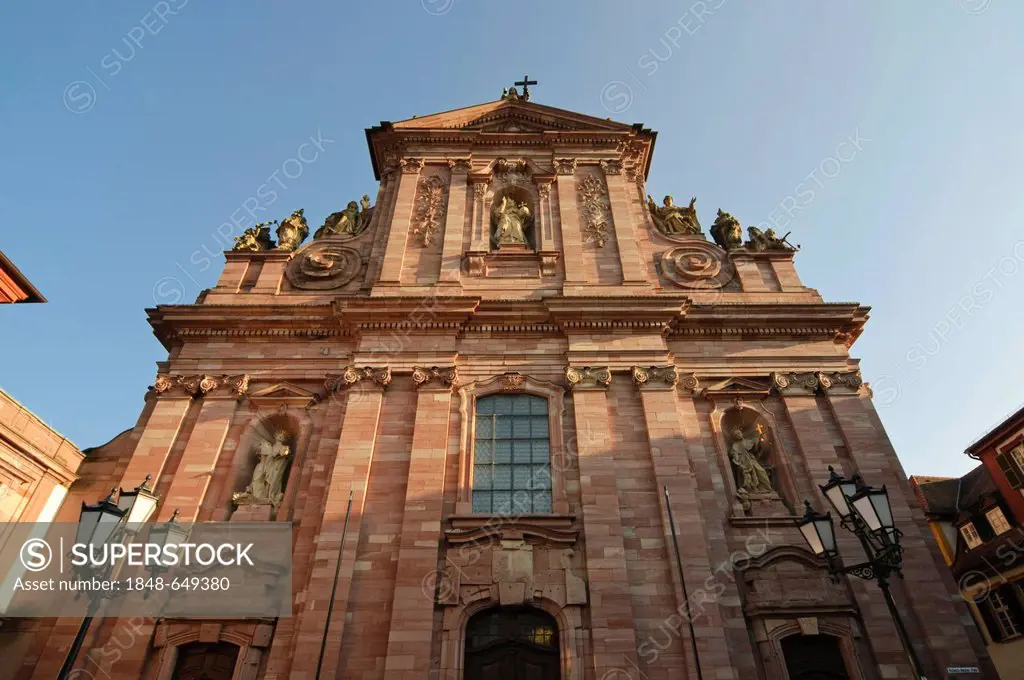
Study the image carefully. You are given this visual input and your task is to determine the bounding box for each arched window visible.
[780,634,851,680]
[472,394,551,514]
[172,641,239,680]
[465,608,559,680]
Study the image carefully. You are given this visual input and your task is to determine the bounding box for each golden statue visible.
[276,209,309,251]
[314,195,374,239]
[233,222,275,251]
[647,195,701,235]
[710,209,743,251]
[493,196,531,246]
[729,425,774,495]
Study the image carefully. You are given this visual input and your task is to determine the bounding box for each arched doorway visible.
[465,607,560,680]
[171,641,239,680]
[781,634,851,680]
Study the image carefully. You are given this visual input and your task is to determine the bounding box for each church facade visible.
[13,89,993,679]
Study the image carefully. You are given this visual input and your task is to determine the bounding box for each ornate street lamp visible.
[57,479,163,680]
[797,467,929,680]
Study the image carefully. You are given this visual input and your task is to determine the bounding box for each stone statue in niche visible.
[276,209,309,251]
[314,195,374,239]
[728,423,775,496]
[647,195,702,235]
[493,195,531,247]
[710,209,743,251]
[233,431,291,507]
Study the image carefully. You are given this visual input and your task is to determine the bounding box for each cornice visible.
[148,299,869,348]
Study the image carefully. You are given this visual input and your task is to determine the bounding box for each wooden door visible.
[464,608,559,680]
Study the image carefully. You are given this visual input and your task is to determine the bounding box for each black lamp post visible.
[796,467,929,680]
[57,477,161,680]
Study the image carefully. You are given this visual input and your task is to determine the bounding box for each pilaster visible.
[632,367,724,679]
[440,161,469,285]
[292,367,390,679]
[252,250,293,294]
[554,159,584,283]
[383,367,457,680]
[566,366,640,680]
[602,162,647,285]
[378,159,423,285]
[117,376,194,488]
[156,388,240,521]
[825,388,983,676]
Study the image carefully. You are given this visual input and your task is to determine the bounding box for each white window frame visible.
[986,507,1012,536]
[960,521,983,550]
[990,589,1022,640]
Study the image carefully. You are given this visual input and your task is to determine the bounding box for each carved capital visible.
[566,366,612,390]
[472,181,489,199]
[448,158,472,174]
[412,366,459,390]
[327,367,392,393]
[553,158,577,175]
[501,372,527,392]
[631,366,678,389]
[771,372,820,395]
[816,371,864,394]
[679,373,700,393]
[159,374,250,398]
[400,157,424,174]
[152,374,176,394]
[536,181,552,200]
[599,159,623,175]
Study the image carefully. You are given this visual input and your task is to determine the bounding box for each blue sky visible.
[1,1,1021,477]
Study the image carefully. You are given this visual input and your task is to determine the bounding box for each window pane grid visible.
[473,395,551,514]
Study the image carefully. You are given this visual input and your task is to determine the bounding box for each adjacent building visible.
[914,405,1024,679]
[8,88,995,679]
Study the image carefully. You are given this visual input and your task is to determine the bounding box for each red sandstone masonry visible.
[290,386,385,680]
[570,386,640,680]
[383,385,453,680]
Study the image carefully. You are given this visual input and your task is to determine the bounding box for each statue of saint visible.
[234,431,291,506]
[493,196,531,246]
[710,209,743,251]
[647,195,701,235]
[745,226,798,252]
[729,425,774,495]
[315,195,374,239]
[276,209,309,251]
[233,222,275,251]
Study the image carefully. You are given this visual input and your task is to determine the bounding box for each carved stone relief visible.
[412,175,449,246]
[284,242,363,290]
[576,175,612,247]
[659,240,734,289]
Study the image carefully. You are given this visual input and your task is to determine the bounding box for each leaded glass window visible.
[472,394,552,514]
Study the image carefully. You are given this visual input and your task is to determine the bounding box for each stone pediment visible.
[700,376,774,398]
[387,99,634,133]
[247,382,319,409]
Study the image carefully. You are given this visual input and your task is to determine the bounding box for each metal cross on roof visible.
[514,74,537,101]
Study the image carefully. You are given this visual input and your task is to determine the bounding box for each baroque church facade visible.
[13,89,992,679]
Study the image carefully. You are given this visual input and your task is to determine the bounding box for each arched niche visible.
[710,398,798,517]
[227,402,312,521]
[490,185,537,250]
